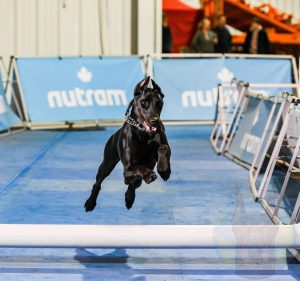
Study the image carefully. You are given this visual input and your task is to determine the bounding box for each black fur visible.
[84,77,171,210]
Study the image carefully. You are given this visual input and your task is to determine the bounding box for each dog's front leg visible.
[157,131,171,181]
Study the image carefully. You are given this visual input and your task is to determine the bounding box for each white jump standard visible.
[0,224,299,249]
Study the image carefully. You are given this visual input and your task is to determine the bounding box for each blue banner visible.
[227,97,278,165]
[16,57,144,122]
[0,71,21,131]
[153,57,292,120]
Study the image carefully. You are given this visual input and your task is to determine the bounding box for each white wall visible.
[0,0,161,68]
[138,0,162,55]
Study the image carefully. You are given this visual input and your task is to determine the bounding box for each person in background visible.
[162,12,172,53]
[191,18,218,53]
[212,14,232,53]
[243,18,270,54]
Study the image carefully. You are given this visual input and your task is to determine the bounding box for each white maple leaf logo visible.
[77,66,92,83]
[217,67,234,83]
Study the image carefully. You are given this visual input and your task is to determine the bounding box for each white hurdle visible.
[0,224,300,248]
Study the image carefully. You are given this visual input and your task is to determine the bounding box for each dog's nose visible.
[150,115,160,125]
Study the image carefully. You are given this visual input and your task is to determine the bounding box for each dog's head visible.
[132,76,164,133]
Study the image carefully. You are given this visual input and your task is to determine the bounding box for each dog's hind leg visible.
[125,178,142,209]
[84,134,120,212]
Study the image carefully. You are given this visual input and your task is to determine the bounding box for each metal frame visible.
[152,53,295,59]
[0,57,25,135]
[223,84,298,167]
[0,57,12,134]
[5,57,25,128]
[151,53,224,59]
[11,58,30,123]
[223,91,280,169]
[248,94,287,199]
[290,193,300,224]
[298,57,300,97]
[223,88,249,154]
[210,80,246,155]
[252,103,300,226]
[257,104,295,199]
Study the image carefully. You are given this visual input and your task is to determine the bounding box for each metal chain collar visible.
[124,99,145,131]
[125,115,145,131]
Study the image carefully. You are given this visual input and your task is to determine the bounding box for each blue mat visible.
[0,126,299,280]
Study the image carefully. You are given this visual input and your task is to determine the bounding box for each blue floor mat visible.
[0,126,299,281]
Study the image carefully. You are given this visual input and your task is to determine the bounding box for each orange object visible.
[163,0,202,52]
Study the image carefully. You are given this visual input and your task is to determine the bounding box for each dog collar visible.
[124,99,158,133]
[124,99,145,131]
[125,115,145,131]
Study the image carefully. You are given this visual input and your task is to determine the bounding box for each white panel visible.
[58,0,80,56]
[155,0,162,54]
[109,0,125,55]
[15,0,37,57]
[293,1,300,23]
[138,0,155,55]
[285,1,292,14]
[80,0,101,55]
[98,0,110,54]
[37,0,59,56]
[121,0,132,55]
[0,0,15,65]
[277,0,285,11]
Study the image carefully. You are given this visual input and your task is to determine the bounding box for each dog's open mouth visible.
[143,121,157,132]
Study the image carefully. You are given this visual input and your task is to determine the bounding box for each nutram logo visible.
[181,67,238,108]
[181,89,219,107]
[48,89,128,108]
[240,132,261,154]
[47,66,128,108]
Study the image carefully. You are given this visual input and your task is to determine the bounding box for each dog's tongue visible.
[143,121,157,132]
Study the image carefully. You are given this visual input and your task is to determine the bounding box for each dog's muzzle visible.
[143,115,160,132]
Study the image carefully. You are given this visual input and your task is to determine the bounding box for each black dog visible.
[85,76,171,210]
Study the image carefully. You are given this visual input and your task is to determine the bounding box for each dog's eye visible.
[140,100,148,108]
[156,101,163,108]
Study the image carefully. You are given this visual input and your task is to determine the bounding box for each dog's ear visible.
[151,79,164,99]
[134,76,152,96]
[145,76,153,89]
[134,76,164,98]
[134,78,146,96]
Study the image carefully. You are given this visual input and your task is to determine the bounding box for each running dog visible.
[84,76,171,210]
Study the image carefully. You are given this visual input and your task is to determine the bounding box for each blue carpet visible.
[0,126,299,281]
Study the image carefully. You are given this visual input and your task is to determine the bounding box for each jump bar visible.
[0,224,299,248]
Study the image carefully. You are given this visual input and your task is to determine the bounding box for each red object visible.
[163,0,202,52]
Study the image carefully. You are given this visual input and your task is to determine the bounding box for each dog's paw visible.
[84,198,97,212]
[125,189,135,210]
[143,170,157,184]
[158,145,169,155]
[158,166,171,181]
